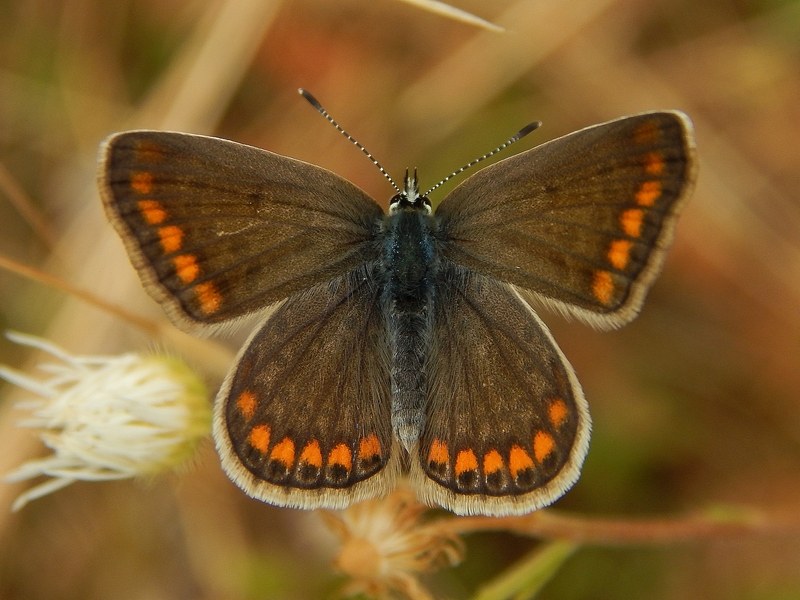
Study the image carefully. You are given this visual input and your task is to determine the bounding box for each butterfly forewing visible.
[99,131,383,329]
[435,111,695,329]
[214,268,397,509]
[412,267,590,516]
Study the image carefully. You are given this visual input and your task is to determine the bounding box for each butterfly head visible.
[389,168,432,215]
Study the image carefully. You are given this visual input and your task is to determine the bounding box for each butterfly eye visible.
[388,193,432,214]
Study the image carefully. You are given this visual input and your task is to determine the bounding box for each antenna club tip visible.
[298,88,322,109]
[516,121,542,139]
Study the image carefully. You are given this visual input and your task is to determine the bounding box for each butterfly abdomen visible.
[381,209,438,451]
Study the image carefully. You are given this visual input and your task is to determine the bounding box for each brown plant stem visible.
[0,254,160,335]
[439,505,799,545]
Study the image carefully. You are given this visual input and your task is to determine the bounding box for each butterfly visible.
[98,92,695,516]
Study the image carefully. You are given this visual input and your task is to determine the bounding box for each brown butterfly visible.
[98,92,695,515]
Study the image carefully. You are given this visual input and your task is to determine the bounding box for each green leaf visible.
[473,540,578,600]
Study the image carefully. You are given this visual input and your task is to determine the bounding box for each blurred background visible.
[1,1,799,598]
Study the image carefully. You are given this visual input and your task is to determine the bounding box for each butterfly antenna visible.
[298,88,401,193]
[422,121,542,197]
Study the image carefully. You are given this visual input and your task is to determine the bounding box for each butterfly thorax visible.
[382,185,437,452]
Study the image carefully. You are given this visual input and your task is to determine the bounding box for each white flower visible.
[1,331,210,511]
[321,486,464,599]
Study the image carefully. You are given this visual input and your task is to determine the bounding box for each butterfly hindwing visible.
[411,265,590,516]
[214,268,397,509]
[435,111,695,329]
[99,131,383,329]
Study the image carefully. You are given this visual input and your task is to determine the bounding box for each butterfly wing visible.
[214,267,397,509]
[435,111,696,329]
[411,266,590,515]
[99,131,383,329]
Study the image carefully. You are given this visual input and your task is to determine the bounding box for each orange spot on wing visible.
[533,431,556,463]
[548,399,569,429]
[158,225,183,253]
[300,440,323,468]
[236,391,257,421]
[455,449,478,476]
[636,181,661,207]
[608,239,633,270]
[620,208,644,238]
[173,254,199,283]
[270,437,295,467]
[509,445,534,477]
[483,449,504,475]
[130,171,154,195]
[195,281,222,315]
[358,434,381,460]
[134,140,166,163]
[634,120,661,145]
[328,443,353,471]
[138,199,167,225]
[248,424,270,454]
[643,151,665,175]
[592,270,615,305]
[428,439,449,465]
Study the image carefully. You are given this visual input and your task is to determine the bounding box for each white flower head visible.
[321,486,464,599]
[1,331,210,511]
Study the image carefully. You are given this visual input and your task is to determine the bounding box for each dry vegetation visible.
[1,1,799,598]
